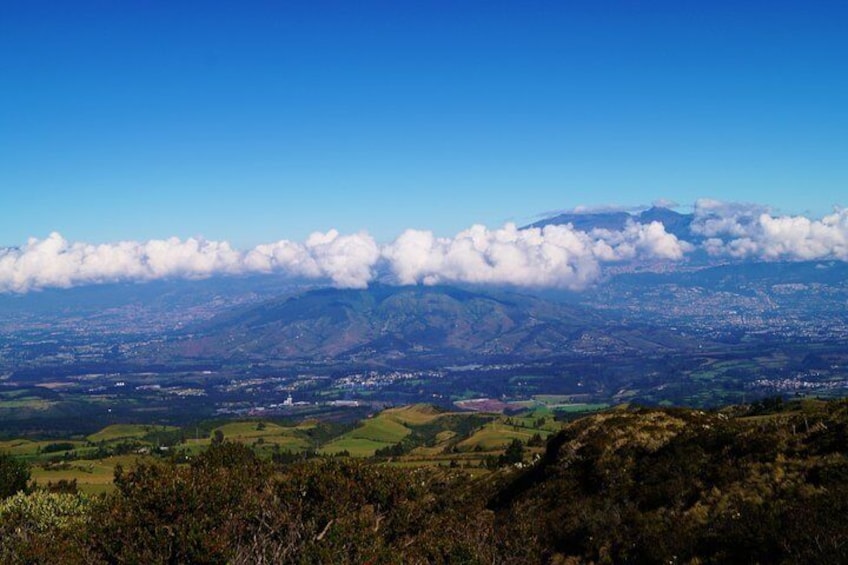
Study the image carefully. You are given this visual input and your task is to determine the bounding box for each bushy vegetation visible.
[1,400,847,563]
[0,451,30,498]
[2,442,511,563]
[491,400,848,563]
[0,490,92,563]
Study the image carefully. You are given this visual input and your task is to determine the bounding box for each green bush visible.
[84,441,269,564]
[0,490,92,563]
[0,452,29,499]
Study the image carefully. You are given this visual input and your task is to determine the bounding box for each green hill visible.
[321,404,473,456]
[3,399,848,563]
[489,398,848,563]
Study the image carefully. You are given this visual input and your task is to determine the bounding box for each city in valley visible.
[2,256,847,436]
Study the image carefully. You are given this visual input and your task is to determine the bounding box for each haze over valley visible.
[1,204,847,436]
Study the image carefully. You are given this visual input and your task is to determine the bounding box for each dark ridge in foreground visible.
[2,398,847,563]
[491,398,848,563]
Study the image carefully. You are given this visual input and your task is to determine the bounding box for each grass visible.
[7,403,575,491]
[182,420,317,454]
[323,403,567,457]
[526,396,610,415]
[215,420,296,439]
[30,455,146,495]
[320,416,410,456]
[321,437,395,457]
[553,403,610,413]
[0,439,89,458]
[319,406,443,456]
[0,439,41,456]
[353,415,412,443]
[457,420,543,451]
[408,430,459,457]
[532,394,575,404]
[382,404,444,425]
[0,398,56,410]
[175,440,211,457]
[88,424,162,443]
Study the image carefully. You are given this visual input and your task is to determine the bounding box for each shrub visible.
[0,452,29,499]
[0,490,92,563]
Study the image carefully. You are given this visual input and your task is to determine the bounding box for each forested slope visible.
[1,398,846,564]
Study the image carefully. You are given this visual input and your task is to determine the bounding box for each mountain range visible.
[165,284,688,365]
[526,205,697,241]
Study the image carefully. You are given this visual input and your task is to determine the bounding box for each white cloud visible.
[383,223,600,289]
[589,221,693,261]
[4,202,847,294]
[383,221,690,290]
[0,233,244,293]
[691,199,769,238]
[245,230,379,289]
[703,208,848,260]
[687,200,848,260]
[304,230,381,288]
[0,230,380,293]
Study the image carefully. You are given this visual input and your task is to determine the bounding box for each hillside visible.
[526,206,697,242]
[491,398,848,563]
[3,399,847,563]
[163,284,681,363]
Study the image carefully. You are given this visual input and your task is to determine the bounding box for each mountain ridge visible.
[525,205,697,241]
[167,283,679,363]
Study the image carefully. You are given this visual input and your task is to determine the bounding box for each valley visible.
[2,259,848,438]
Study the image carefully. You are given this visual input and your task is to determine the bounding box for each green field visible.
[0,397,56,410]
[552,403,610,413]
[383,404,445,425]
[530,395,610,414]
[87,424,176,443]
[30,454,147,494]
[457,420,542,451]
[212,420,314,453]
[321,403,563,457]
[322,437,397,456]
[321,413,412,456]
[321,404,471,457]
[0,438,90,459]
[1,403,606,492]
[0,439,44,456]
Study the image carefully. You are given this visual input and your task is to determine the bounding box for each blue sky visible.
[1,1,846,247]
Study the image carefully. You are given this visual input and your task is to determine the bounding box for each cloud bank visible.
[694,200,848,260]
[0,230,380,293]
[384,221,689,290]
[1,201,846,293]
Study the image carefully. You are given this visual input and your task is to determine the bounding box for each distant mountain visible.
[166,284,683,364]
[0,275,310,333]
[637,206,696,241]
[525,210,634,232]
[526,206,696,241]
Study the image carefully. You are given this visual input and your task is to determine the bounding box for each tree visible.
[0,452,30,499]
[499,439,525,466]
[527,432,545,447]
[87,444,270,563]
